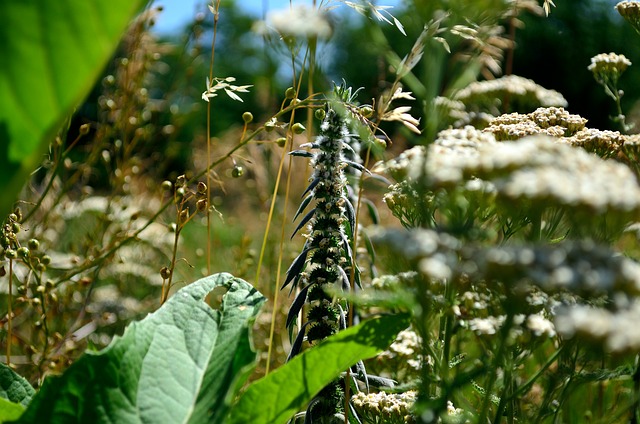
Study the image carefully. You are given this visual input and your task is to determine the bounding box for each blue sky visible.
[152,0,403,34]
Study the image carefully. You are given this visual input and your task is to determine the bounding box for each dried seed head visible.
[160,266,172,279]
[196,198,208,212]
[197,181,207,193]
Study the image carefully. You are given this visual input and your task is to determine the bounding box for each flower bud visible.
[291,123,306,134]
[285,87,297,99]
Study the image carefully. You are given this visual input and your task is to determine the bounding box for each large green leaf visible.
[0,0,147,219]
[226,313,411,424]
[0,398,25,424]
[14,273,265,424]
[0,363,34,408]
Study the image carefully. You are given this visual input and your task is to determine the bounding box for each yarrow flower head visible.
[351,390,417,424]
[616,1,640,34]
[588,52,631,84]
[253,4,333,40]
[454,75,567,114]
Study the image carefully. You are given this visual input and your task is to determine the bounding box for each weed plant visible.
[3,0,640,423]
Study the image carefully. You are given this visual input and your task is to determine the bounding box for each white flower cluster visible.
[616,1,640,32]
[454,75,568,110]
[351,390,417,423]
[371,226,640,296]
[555,299,640,354]
[562,128,625,158]
[367,227,461,281]
[253,4,333,39]
[424,135,640,216]
[470,240,640,295]
[379,328,425,371]
[485,107,587,140]
[588,52,632,77]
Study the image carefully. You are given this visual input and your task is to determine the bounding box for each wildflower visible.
[588,52,631,84]
[467,316,506,335]
[351,391,417,423]
[254,4,333,40]
[616,1,640,34]
[454,75,568,113]
[202,76,252,103]
[555,299,640,354]
[526,312,556,337]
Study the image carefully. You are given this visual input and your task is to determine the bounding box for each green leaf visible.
[226,313,411,424]
[15,273,265,424]
[0,398,25,423]
[0,363,35,408]
[0,0,148,219]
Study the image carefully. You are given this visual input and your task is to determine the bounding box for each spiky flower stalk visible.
[284,104,364,420]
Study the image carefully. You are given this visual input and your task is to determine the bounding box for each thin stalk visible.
[265,131,296,375]
[256,48,310,364]
[478,312,514,422]
[631,354,640,424]
[206,0,222,275]
[6,258,12,366]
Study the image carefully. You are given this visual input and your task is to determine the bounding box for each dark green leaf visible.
[226,313,411,424]
[0,0,147,219]
[0,363,34,408]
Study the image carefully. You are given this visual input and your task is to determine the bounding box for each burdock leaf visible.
[226,313,412,424]
[282,248,312,290]
[15,273,265,424]
[291,209,316,240]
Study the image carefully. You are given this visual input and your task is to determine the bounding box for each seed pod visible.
[285,87,296,99]
[197,181,207,193]
[242,111,254,124]
[17,247,29,258]
[161,180,173,191]
[232,165,244,178]
[196,198,208,212]
[28,239,40,250]
[291,123,306,134]
[360,106,374,118]
[176,175,186,187]
[276,137,287,148]
[160,266,172,279]
[315,108,326,121]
